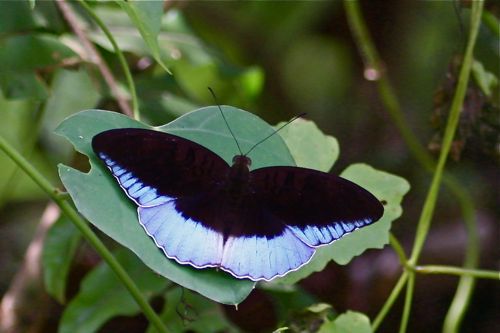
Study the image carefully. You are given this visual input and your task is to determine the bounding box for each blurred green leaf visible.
[175,61,264,106]
[0,1,36,33]
[472,60,499,102]
[146,288,238,333]
[0,34,76,72]
[275,118,339,171]
[318,311,372,333]
[42,68,100,161]
[0,72,47,100]
[281,35,352,117]
[263,285,317,326]
[306,303,332,314]
[116,0,171,73]
[55,107,295,304]
[42,215,81,303]
[89,8,209,65]
[0,95,57,202]
[0,34,76,100]
[278,164,409,284]
[59,248,168,333]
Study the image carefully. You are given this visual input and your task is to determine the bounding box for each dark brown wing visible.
[249,166,384,247]
[92,128,229,206]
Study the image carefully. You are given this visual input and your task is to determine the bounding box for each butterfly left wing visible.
[92,128,230,207]
[249,166,384,247]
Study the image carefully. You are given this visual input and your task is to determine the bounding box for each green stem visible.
[0,136,168,333]
[415,265,499,280]
[77,0,140,120]
[344,0,482,330]
[442,184,479,333]
[372,272,408,332]
[407,2,484,331]
[399,273,415,333]
[408,0,483,264]
[389,233,408,265]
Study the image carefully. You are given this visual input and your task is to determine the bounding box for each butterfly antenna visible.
[244,112,306,157]
[208,87,243,155]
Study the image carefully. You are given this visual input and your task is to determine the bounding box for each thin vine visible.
[76,0,140,121]
[0,136,169,333]
[343,0,494,332]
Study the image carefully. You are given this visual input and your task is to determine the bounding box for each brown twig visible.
[55,0,133,117]
[0,203,60,333]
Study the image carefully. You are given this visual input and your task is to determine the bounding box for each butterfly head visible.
[227,155,252,189]
[232,155,252,168]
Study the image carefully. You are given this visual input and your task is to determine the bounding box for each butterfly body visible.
[92,127,383,281]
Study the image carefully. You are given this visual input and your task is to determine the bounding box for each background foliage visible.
[0,1,498,333]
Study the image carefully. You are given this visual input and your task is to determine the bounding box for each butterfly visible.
[92,118,384,281]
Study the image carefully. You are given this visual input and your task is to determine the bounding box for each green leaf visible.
[42,69,100,160]
[0,71,47,100]
[0,95,58,202]
[116,0,171,74]
[0,34,76,100]
[275,164,410,284]
[146,288,238,333]
[174,62,264,106]
[306,303,333,314]
[318,311,372,333]
[276,118,339,171]
[472,60,499,102]
[0,34,76,72]
[59,249,168,333]
[0,1,36,33]
[55,107,295,304]
[42,215,81,303]
[88,8,208,66]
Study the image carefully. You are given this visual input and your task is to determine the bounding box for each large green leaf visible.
[59,249,168,333]
[55,107,295,304]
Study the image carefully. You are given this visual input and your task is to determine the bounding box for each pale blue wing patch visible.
[99,152,170,207]
[288,219,372,247]
[220,229,315,281]
[138,203,224,268]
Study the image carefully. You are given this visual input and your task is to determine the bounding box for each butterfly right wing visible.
[92,128,230,207]
[249,166,384,248]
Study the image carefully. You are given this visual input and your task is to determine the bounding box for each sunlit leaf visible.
[275,118,339,171]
